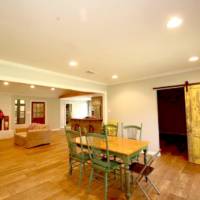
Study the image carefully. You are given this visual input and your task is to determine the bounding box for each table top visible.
[75,136,149,156]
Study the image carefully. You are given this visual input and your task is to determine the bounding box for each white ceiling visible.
[0,81,91,98]
[0,81,67,98]
[0,0,200,85]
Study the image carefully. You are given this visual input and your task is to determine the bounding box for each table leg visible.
[69,156,72,175]
[120,165,124,191]
[125,163,131,200]
[143,149,147,164]
[143,149,148,182]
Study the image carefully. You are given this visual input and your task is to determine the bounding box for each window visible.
[15,99,26,124]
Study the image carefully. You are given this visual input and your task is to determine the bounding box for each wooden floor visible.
[0,131,200,200]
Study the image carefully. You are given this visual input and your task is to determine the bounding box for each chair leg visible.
[137,181,152,200]
[88,167,94,192]
[147,177,160,195]
[120,165,124,191]
[104,172,108,200]
[114,156,117,179]
[69,157,72,175]
[79,162,83,186]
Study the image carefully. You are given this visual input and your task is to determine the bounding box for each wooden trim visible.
[59,91,94,98]
[153,81,200,91]
[153,84,184,90]
[187,81,200,86]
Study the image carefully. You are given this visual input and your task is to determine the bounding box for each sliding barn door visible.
[185,85,200,164]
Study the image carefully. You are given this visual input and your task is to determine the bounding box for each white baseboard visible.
[141,150,161,156]
[0,130,14,140]
[147,151,156,155]
[50,128,61,131]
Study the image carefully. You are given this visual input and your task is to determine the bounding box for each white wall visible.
[0,59,108,123]
[11,96,60,130]
[108,69,200,152]
[0,59,106,93]
[0,93,12,125]
[60,98,90,128]
[0,93,60,131]
[71,101,88,119]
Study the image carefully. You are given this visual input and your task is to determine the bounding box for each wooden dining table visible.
[75,135,149,200]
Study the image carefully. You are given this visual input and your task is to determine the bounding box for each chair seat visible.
[102,155,123,164]
[93,159,120,171]
[129,162,154,176]
[72,152,90,161]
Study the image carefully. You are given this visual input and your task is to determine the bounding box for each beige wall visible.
[10,96,60,130]
[0,60,108,122]
[0,94,60,130]
[0,93,12,123]
[60,98,91,128]
[108,69,200,152]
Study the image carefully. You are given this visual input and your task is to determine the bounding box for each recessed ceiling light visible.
[30,85,35,89]
[68,60,78,67]
[3,81,9,86]
[112,75,118,79]
[51,87,55,91]
[167,16,183,29]
[188,56,199,62]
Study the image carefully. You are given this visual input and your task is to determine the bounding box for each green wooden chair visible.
[65,127,90,186]
[122,123,142,162]
[122,123,142,140]
[86,133,121,200]
[103,124,118,136]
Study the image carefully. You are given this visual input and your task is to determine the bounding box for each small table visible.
[75,136,149,199]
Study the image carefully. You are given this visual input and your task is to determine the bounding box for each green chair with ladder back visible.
[122,123,142,162]
[103,124,118,136]
[103,123,122,174]
[65,127,90,186]
[122,123,142,140]
[86,133,121,200]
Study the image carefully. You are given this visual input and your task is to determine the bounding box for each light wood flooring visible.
[0,131,200,200]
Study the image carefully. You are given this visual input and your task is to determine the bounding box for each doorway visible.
[31,102,45,124]
[157,87,188,158]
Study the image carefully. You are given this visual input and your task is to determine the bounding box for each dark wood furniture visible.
[91,96,103,119]
[70,118,103,133]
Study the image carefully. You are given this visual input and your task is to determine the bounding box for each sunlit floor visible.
[0,130,200,200]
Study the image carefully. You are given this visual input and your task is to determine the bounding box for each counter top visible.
[70,118,103,121]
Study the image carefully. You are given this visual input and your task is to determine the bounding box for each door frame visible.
[30,100,47,124]
[156,87,188,158]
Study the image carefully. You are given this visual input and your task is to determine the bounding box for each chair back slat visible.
[122,123,142,140]
[86,133,110,166]
[65,127,84,155]
[103,124,118,137]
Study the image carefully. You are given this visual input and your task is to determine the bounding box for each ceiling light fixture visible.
[167,16,183,29]
[51,87,55,91]
[3,81,9,86]
[30,85,35,89]
[188,56,199,62]
[112,75,118,79]
[68,60,78,67]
